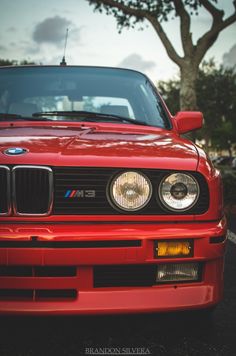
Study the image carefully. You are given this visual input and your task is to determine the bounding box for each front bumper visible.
[0,218,227,315]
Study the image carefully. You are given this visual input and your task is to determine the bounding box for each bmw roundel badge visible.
[4,147,28,155]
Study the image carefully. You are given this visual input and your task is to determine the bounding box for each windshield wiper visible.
[32,111,148,126]
[0,112,53,121]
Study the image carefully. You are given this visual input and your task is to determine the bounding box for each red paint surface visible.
[0,119,226,314]
[0,122,199,169]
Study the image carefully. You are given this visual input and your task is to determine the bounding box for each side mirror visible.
[174,111,203,134]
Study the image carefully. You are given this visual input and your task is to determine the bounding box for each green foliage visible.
[87,0,235,111]
[196,60,236,146]
[0,59,17,66]
[212,121,236,156]
[221,169,236,205]
[83,97,96,112]
[88,0,203,31]
[0,59,35,66]
[19,59,36,65]
[157,60,236,152]
[158,78,180,115]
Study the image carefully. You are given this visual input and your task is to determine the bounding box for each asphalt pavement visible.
[228,214,236,233]
[0,232,235,356]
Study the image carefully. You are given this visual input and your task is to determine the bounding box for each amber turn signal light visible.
[155,240,192,258]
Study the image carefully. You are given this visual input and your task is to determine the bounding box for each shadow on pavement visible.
[0,311,218,356]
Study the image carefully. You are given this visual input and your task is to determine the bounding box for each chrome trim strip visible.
[12,165,53,216]
[0,165,11,216]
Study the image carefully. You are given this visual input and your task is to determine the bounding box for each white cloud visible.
[223,44,236,69]
[118,53,156,72]
[0,45,7,51]
[7,26,17,33]
[32,16,80,47]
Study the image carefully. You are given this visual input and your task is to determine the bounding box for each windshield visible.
[0,66,170,128]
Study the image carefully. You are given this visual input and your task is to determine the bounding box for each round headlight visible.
[110,171,152,211]
[159,173,199,211]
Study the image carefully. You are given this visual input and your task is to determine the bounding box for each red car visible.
[0,65,226,315]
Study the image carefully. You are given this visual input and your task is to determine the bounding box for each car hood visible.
[0,123,199,170]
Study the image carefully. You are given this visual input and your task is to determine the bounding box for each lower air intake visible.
[0,289,77,301]
[94,264,157,287]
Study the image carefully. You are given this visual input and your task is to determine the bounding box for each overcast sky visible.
[0,0,236,81]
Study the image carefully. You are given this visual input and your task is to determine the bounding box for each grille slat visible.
[13,166,53,215]
[0,166,10,215]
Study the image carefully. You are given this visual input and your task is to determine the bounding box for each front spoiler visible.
[0,283,221,315]
[0,218,227,314]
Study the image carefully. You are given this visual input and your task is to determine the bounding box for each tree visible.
[0,59,17,66]
[158,60,236,152]
[0,59,35,66]
[212,120,236,156]
[86,0,236,110]
[197,60,236,152]
[158,77,180,114]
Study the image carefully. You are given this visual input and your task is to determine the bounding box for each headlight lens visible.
[110,171,152,211]
[159,173,199,211]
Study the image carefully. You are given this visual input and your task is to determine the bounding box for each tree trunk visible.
[204,134,211,153]
[228,144,232,157]
[180,65,198,111]
[179,63,199,142]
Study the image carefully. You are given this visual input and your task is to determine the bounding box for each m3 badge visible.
[64,189,96,198]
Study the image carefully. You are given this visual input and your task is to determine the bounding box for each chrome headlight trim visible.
[158,173,200,212]
[109,171,152,212]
